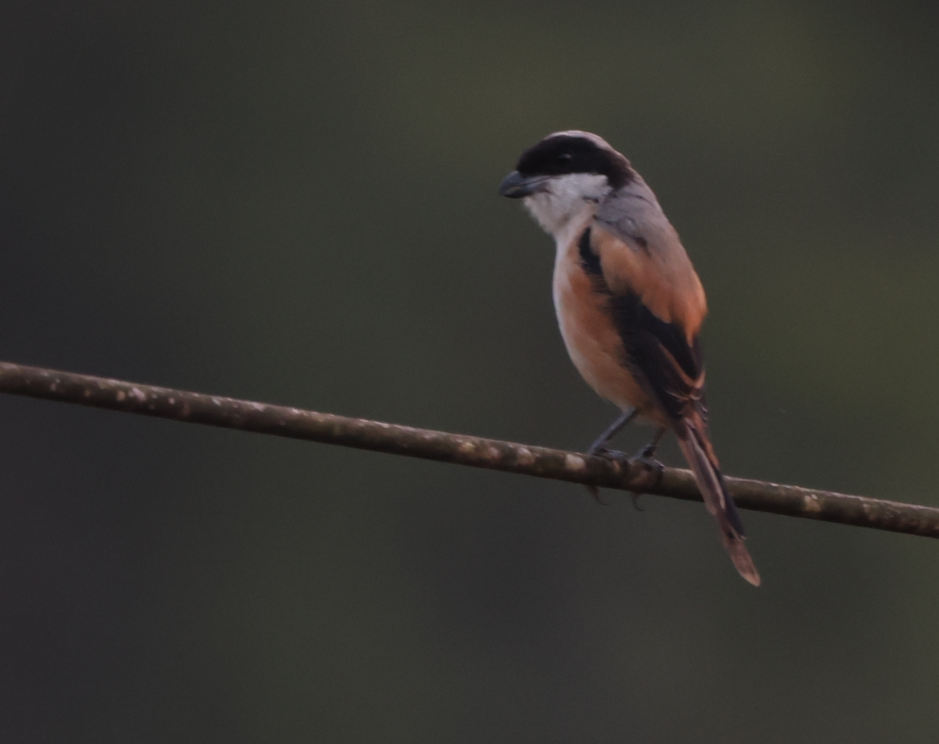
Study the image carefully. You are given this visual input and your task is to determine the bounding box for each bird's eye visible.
[558,152,572,162]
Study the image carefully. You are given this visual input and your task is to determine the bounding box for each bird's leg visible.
[585,408,638,503]
[629,427,667,510]
[587,407,638,456]
[636,427,667,461]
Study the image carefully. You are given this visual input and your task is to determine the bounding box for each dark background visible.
[2,1,938,741]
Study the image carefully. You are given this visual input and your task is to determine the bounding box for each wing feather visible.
[581,217,760,586]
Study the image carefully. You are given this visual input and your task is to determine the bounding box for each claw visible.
[589,446,628,460]
[585,447,628,505]
[585,483,611,506]
[628,453,665,500]
[639,442,659,459]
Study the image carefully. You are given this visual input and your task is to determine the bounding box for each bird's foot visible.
[587,445,629,460]
[637,440,660,459]
[627,451,665,510]
[584,446,663,507]
[583,446,629,505]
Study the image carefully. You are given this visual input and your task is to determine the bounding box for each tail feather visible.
[677,425,761,587]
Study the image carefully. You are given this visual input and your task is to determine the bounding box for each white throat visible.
[522,173,610,238]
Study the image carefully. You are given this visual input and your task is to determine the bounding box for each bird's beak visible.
[498,171,551,199]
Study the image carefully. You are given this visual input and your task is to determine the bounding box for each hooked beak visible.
[498,171,551,199]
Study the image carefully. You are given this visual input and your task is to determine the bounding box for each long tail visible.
[676,422,761,587]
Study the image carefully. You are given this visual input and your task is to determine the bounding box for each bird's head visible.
[499,131,634,235]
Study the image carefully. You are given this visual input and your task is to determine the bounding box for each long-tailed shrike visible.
[499,130,759,586]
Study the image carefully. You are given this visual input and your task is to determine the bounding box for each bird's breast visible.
[552,237,657,418]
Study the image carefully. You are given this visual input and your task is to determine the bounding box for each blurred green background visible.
[2,0,938,741]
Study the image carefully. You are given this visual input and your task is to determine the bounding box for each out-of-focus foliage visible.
[1,1,938,741]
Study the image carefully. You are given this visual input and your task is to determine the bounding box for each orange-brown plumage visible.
[553,231,662,423]
[592,225,706,340]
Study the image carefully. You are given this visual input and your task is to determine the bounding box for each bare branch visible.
[0,360,936,539]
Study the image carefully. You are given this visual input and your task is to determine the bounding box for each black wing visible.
[609,290,705,428]
[578,227,706,429]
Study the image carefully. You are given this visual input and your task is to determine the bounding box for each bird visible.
[499,130,760,586]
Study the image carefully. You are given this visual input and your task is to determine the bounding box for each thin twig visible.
[0,360,936,539]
